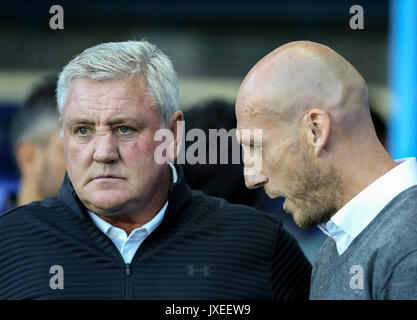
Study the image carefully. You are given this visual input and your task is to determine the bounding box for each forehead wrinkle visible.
[75,90,146,110]
[65,76,151,110]
[67,109,141,129]
[65,93,151,123]
[236,105,259,129]
[237,93,278,125]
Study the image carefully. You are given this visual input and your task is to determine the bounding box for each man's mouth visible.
[92,175,123,181]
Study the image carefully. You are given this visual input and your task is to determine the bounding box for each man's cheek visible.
[73,144,88,158]
[66,143,92,169]
[120,140,153,163]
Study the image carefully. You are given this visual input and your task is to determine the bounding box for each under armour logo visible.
[187,265,210,276]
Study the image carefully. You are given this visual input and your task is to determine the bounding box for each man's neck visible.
[96,200,168,236]
[90,165,173,236]
[336,143,398,212]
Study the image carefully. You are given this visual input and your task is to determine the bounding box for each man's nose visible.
[93,133,119,163]
[244,172,268,189]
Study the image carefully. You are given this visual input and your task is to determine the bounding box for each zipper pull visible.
[125,263,131,276]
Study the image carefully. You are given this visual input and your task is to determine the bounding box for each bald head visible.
[237,41,371,136]
[236,41,396,228]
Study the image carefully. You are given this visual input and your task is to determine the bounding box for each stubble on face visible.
[269,139,343,228]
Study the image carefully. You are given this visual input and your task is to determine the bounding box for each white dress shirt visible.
[88,163,178,264]
[319,157,417,255]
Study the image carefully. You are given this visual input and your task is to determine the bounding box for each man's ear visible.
[16,142,40,178]
[301,108,330,156]
[166,110,184,163]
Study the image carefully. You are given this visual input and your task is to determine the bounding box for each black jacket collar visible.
[58,164,193,224]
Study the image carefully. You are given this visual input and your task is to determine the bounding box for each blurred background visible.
[0,0,415,263]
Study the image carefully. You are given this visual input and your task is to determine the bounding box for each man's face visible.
[62,77,168,216]
[236,102,339,228]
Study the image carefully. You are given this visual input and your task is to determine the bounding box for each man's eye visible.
[117,126,132,134]
[75,127,90,136]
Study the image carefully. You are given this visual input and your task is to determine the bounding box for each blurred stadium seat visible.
[0,104,19,212]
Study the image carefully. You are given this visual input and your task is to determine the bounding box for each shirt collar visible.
[88,163,178,236]
[88,201,168,237]
[319,157,417,255]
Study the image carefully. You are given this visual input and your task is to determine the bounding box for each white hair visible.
[56,40,179,126]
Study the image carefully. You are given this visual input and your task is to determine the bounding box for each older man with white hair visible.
[0,40,311,299]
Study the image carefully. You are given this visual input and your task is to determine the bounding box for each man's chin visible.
[264,189,283,200]
[293,216,315,229]
[283,202,315,229]
[86,201,126,216]
[82,191,132,215]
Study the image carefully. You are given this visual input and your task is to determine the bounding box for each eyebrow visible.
[241,140,254,146]
[67,118,95,126]
[236,130,251,146]
[66,117,143,127]
[108,118,140,126]
[238,135,252,146]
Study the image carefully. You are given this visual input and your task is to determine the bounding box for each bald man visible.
[236,41,417,300]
